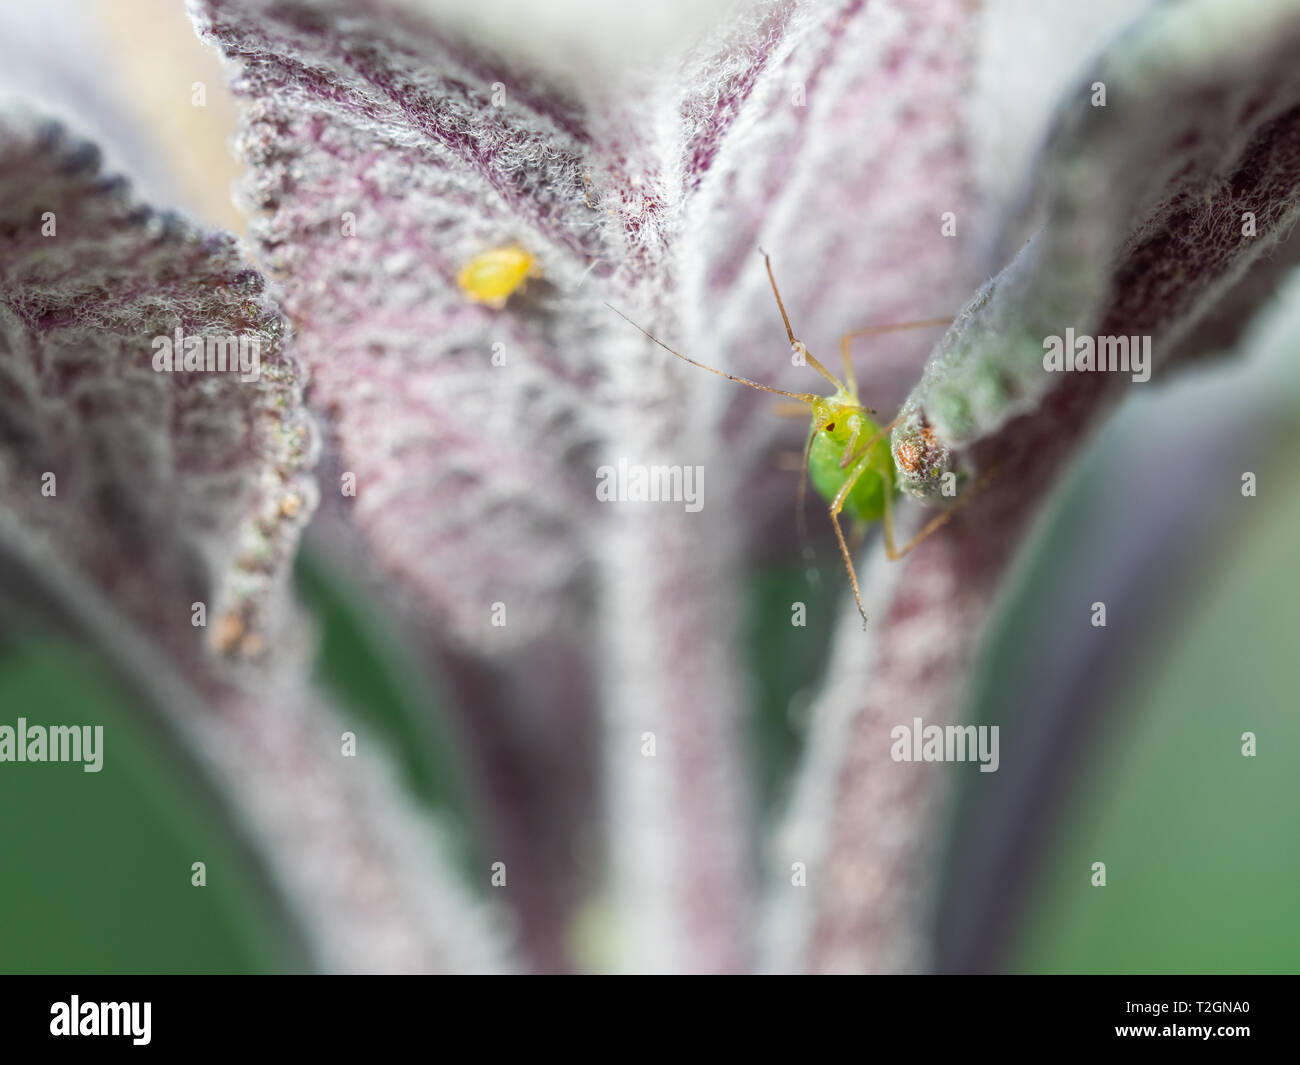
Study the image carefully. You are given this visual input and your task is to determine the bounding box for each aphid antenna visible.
[605,302,820,403]
[757,245,847,395]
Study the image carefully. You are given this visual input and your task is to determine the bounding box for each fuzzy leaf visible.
[897,0,1300,493]
[0,110,504,973]
[192,0,985,972]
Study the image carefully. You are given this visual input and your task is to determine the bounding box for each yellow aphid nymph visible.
[456,244,539,308]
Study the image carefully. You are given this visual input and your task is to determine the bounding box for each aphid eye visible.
[824,422,835,432]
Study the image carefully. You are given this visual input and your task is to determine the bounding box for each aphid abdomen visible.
[808,418,893,523]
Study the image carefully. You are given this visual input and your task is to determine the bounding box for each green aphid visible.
[610,252,991,626]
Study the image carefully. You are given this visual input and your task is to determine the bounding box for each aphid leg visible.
[840,423,860,466]
[882,464,1001,560]
[828,455,878,627]
[759,249,845,392]
[796,454,811,545]
[839,317,953,403]
[829,507,867,626]
[838,415,902,470]
[797,414,835,547]
[882,493,958,561]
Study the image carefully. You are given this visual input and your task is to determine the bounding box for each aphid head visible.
[811,395,870,444]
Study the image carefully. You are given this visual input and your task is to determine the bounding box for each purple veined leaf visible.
[11,0,1288,976]
[190,0,1300,974]
[676,0,980,429]
[0,111,312,662]
[192,0,637,972]
[594,0,989,971]
[190,0,990,640]
[0,110,509,973]
[190,0,994,972]
[768,0,1300,972]
[192,0,608,656]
